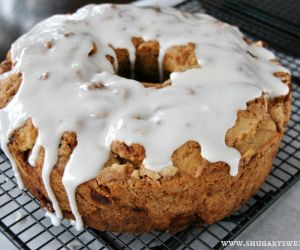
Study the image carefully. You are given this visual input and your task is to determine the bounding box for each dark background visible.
[1,0,299,61]
[0,0,133,60]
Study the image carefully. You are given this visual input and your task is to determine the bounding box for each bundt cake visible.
[0,4,291,232]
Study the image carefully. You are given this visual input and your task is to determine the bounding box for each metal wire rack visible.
[0,0,300,249]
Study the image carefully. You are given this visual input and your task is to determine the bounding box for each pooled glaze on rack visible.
[0,4,289,230]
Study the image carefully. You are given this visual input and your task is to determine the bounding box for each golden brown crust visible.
[0,38,292,233]
[163,42,199,78]
[0,72,22,108]
[111,141,145,167]
[0,59,12,74]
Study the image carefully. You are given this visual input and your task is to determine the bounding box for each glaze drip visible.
[0,4,289,230]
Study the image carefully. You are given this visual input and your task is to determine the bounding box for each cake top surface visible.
[0,4,289,230]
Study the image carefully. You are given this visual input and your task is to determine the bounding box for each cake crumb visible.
[39,72,49,80]
[161,165,178,178]
[140,165,161,180]
[131,170,140,179]
[64,32,74,37]
[44,41,53,49]
[88,42,97,56]
[88,82,104,90]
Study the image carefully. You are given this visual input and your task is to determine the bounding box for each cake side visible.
[4,94,291,233]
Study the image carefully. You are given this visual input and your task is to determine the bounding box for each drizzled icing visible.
[0,4,289,230]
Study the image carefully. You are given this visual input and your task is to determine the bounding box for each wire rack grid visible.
[0,0,300,249]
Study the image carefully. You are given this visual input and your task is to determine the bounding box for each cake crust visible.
[0,39,291,232]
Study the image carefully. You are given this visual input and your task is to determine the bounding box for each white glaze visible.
[45,210,61,226]
[0,4,289,230]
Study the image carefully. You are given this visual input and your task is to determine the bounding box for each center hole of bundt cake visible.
[112,39,166,84]
[108,39,199,85]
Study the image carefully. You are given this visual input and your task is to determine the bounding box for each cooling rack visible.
[0,0,300,249]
